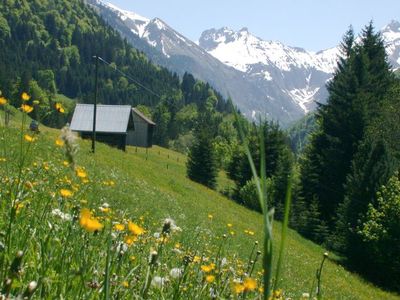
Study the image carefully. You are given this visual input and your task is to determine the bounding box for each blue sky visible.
[107,0,400,51]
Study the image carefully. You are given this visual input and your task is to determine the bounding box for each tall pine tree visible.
[299,27,361,232]
[186,95,218,189]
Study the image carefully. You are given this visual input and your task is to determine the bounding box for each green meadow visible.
[0,111,398,299]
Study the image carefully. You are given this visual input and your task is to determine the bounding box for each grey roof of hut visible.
[70,104,132,133]
[132,107,156,126]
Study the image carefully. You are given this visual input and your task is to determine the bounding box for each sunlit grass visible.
[0,104,398,299]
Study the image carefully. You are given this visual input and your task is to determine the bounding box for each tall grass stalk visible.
[233,107,292,299]
[274,174,293,291]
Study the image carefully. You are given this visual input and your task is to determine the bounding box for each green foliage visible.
[299,23,395,234]
[238,178,273,212]
[0,0,231,143]
[135,104,152,119]
[227,121,293,217]
[287,112,317,154]
[168,131,194,154]
[152,101,171,147]
[186,128,218,189]
[357,173,400,290]
[297,23,400,290]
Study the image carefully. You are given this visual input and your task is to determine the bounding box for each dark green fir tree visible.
[186,127,218,189]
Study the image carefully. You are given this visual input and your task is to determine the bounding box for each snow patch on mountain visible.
[201,28,339,74]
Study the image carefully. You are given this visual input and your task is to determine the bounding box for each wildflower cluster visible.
[0,117,272,299]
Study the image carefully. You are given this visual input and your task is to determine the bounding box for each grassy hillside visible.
[0,111,398,299]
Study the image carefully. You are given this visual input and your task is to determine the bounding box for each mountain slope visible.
[199,27,338,114]
[87,1,400,125]
[87,0,309,124]
[2,113,398,298]
[200,21,400,114]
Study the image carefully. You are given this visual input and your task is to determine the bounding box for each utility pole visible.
[92,55,99,153]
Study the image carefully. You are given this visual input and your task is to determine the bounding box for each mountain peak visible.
[383,20,400,32]
[103,1,149,23]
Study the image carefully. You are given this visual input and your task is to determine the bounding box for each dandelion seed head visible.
[169,267,183,279]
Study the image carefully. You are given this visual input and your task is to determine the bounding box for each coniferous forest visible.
[0,0,399,295]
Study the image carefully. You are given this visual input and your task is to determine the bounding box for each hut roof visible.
[70,104,132,133]
[132,107,156,126]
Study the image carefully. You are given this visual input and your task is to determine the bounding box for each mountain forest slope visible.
[0,0,232,146]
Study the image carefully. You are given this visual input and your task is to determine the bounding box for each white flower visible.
[221,257,228,267]
[172,248,182,255]
[116,242,128,255]
[151,276,168,289]
[162,218,182,234]
[51,209,72,221]
[169,267,183,279]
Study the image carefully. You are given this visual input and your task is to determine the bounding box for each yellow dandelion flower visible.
[175,242,181,249]
[0,97,7,105]
[15,202,24,214]
[205,275,215,283]
[130,255,136,262]
[243,278,257,291]
[21,104,33,113]
[55,138,64,147]
[100,207,111,213]
[0,157,6,162]
[227,223,233,227]
[21,92,30,101]
[55,102,65,113]
[24,181,34,190]
[272,289,283,299]
[124,235,138,245]
[233,282,245,294]
[193,256,201,263]
[114,223,125,231]
[128,221,145,236]
[208,214,213,219]
[122,281,129,288]
[75,167,87,178]
[79,208,103,232]
[201,263,215,273]
[24,135,35,142]
[60,189,73,198]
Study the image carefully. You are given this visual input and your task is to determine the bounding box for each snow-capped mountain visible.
[199,21,400,114]
[86,0,400,125]
[199,27,340,114]
[87,0,307,124]
[381,21,400,68]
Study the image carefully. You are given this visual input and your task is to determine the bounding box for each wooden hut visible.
[127,107,156,148]
[70,104,134,151]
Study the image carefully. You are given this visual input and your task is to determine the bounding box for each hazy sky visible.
[107,0,400,51]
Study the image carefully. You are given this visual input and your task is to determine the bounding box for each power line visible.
[96,56,162,99]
